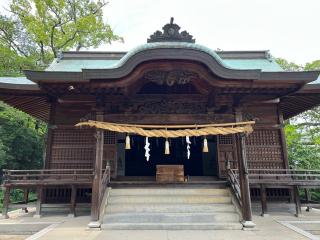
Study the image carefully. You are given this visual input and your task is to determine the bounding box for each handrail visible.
[229,168,320,185]
[227,168,242,207]
[98,166,111,220]
[2,168,94,185]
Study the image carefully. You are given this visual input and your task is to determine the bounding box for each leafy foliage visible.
[0,189,37,210]
[0,0,122,74]
[305,60,320,71]
[0,102,46,170]
[275,58,303,71]
[278,58,320,201]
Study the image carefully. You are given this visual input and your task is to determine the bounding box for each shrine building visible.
[1,18,320,230]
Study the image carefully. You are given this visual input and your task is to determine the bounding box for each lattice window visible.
[218,135,233,145]
[52,129,95,145]
[246,129,284,169]
[104,131,116,144]
[246,130,280,146]
[50,128,95,169]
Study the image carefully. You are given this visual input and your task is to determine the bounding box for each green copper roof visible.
[113,42,230,69]
[45,42,284,73]
[46,59,118,71]
[223,59,283,71]
[0,77,35,84]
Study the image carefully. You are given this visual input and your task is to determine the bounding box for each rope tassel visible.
[165,139,170,155]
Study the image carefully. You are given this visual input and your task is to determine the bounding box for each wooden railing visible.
[2,169,94,186]
[227,168,320,217]
[227,168,242,207]
[227,169,320,185]
[246,169,320,186]
[99,166,111,214]
[98,166,111,220]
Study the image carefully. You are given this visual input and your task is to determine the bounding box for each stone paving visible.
[0,206,319,240]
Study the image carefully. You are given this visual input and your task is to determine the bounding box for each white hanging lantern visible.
[125,135,131,150]
[203,137,209,153]
[164,139,170,155]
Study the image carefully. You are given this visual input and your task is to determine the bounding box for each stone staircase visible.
[101,184,243,230]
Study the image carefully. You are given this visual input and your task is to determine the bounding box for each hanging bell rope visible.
[75,120,255,138]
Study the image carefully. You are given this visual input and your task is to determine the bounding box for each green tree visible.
[275,58,303,71]
[0,0,121,74]
[276,57,320,169]
[305,60,320,71]
[0,102,46,170]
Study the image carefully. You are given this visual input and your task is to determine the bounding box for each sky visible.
[1,0,320,65]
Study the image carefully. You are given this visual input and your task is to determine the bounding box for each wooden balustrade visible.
[1,168,94,219]
[227,168,320,217]
[227,168,242,207]
[2,169,94,186]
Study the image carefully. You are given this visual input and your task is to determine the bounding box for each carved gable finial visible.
[147,17,195,43]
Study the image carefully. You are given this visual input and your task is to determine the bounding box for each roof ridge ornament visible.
[147,17,195,43]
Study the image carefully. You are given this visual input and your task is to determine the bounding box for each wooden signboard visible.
[156,165,184,183]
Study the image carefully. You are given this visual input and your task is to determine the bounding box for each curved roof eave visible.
[24,42,263,83]
[82,42,262,80]
[23,42,320,84]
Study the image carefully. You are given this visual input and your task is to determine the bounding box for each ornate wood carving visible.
[125,99,206,114]
[144,70,199,86]
[147,17,195,43]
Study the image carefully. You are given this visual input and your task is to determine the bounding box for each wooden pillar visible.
[293,185,302,217]
[304,189,312,212]
[237,133,254,228]
[278,108,294,202]
[44,99,57,169]
[1,187,10,219]
[34,186,43,218]
[88,111,104,228]
[260,184,268,216]
[23,189,29,213]
[69,185,77,217]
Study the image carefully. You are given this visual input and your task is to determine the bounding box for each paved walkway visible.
[0,206,320,240]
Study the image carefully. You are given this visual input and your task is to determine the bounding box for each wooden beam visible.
[278,109,289,169]
[89,111,104,228]
[235,109,254,228]
[304,189,312,212]
[238,133,254,226]
[293,185,302,217]
[44,100,57,169]
[34,186,43,218]
[69,185,77,217]
[23,189,29,213]
[260,184,268,216]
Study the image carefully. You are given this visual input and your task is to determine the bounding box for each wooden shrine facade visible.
[1,19,320,226]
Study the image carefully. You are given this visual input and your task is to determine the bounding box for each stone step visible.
[110,182,228,189]
[110,188,230,196]
[106,203,236,214]
[108,195,231,204]
[103,212,240,223]
[101,222,243,230]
